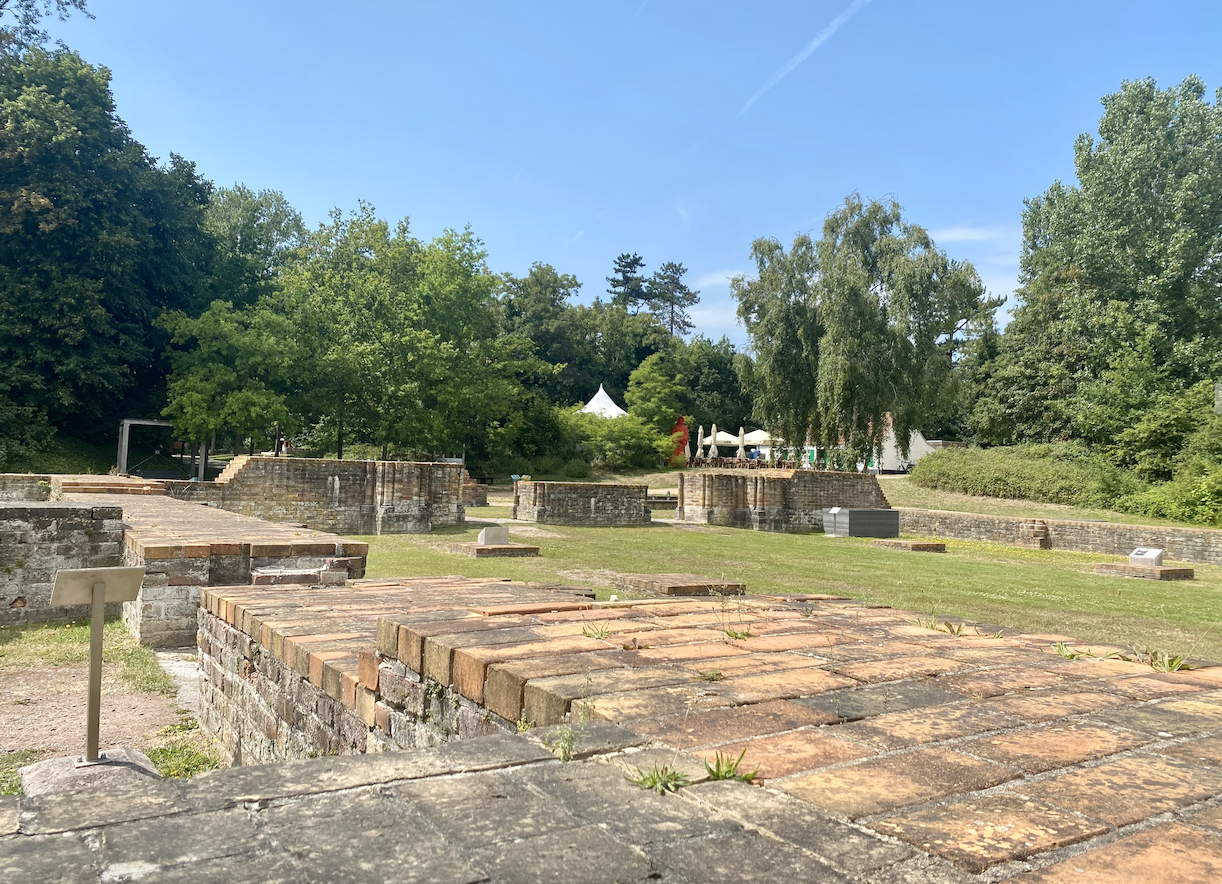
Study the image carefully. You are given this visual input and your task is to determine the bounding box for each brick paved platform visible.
[617,573,746,596]
[66,493,367,646]
[190,576,1222,879]
[871,539,947,552]
[1094,562,1195,580]
[448,542,541,557]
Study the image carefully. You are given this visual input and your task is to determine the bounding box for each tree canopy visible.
[0,47,214,438]
[735,195,994,459]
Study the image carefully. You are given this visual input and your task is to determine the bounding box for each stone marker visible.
[20,747,162,797]
[478,525,510,545]
[1129,547,1164,566]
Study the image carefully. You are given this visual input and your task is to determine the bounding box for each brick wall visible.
[0,502,124,624]
[197,608,503,764]
[122,537,368,648]
[165,456,464,535]
[511,481,650,526]
[0,473,51,501]
[675,469,890,533]
[898,507,1222,565]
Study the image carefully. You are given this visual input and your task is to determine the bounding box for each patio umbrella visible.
[736,426,746,459]
[695,425,704,459]
[708,423,720,458]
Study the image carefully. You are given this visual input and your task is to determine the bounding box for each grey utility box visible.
[824,508,900,538]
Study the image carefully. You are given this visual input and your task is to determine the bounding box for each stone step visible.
[251,567,348,586]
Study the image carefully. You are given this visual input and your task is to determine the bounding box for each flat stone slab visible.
[870,539,946,552]
[19,748,162,797]
[1094,562,1195,580]
[617,573,745,596]
[192,577,1222,878]
[448,542,540,558]
[0,735,922,884]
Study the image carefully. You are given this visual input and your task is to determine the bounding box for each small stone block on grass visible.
[1093,562,1194,580]
[477,525,509,545]
[870,539,946,552]
[617,573,746,596]
[447,542,540,558]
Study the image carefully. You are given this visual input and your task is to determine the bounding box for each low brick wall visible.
[0,473,51,501]
[197,607,505,764]
[0,502,123,624]
[124,536,367,648]
[898,507,1222,565]
[511,481,650,526]
[166,456,464,534]
[675,469,890,533]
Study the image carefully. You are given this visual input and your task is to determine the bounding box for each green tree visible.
[815,195,993,459]
[0,48,214,436]
[732,233,821,457]
[0,0,90,53]
[499,262,585,404]
[682,336,753,432]
[626,352,685,434]
[975,76,1222,447]
[205,184,304,308]
[734,195,993,460]
[161,300,295,451]
[646,261,699,336]
[607,252,647,313]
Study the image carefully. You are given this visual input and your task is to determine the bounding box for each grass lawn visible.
[363,518,1222,664]
[879,475,1202,529]
[0,618,177,693]
[0,619,219,793]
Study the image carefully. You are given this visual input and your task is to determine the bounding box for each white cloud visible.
[566,230,583,245]
[694,269,747,289]
[738,0,873,117]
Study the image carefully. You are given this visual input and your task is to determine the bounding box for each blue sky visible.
[50,1,1222,346]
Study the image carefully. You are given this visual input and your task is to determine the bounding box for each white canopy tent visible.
[580,384,628,418]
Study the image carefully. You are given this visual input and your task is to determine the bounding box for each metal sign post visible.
[50,567,146,766]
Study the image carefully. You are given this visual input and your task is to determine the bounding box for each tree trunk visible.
[337,421,344,460]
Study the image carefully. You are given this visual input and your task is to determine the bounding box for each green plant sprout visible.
[626,764,690,794]
[704,749,757,783]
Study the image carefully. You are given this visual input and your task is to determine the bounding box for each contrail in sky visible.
[737,0,873,117]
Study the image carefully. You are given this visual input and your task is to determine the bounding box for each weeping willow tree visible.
[733,194,997,462]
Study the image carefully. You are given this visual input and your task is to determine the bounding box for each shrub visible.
[558,408,671,470]
[532,454,565,476]
[908,444,1143,508]
[561,458,591,478]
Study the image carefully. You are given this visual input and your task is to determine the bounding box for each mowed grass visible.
[0,618,176,694]
[363,519,1222,664]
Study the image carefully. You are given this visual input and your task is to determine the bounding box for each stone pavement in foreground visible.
[7,579,1222,882]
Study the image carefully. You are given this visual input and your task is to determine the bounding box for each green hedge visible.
[908,444,1144,508]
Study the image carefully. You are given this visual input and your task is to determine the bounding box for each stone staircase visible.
[53,475,167,495]
[213,455,250,485]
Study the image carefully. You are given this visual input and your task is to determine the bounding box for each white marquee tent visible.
[580,384,628,418]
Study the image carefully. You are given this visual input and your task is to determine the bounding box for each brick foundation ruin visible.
[166,455,464,535]
[675,469,890,533]
[0,502,124,624]
[511,480,650,526]
[0,473,51,501]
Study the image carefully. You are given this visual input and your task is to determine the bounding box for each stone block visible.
[476,525,509,545]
